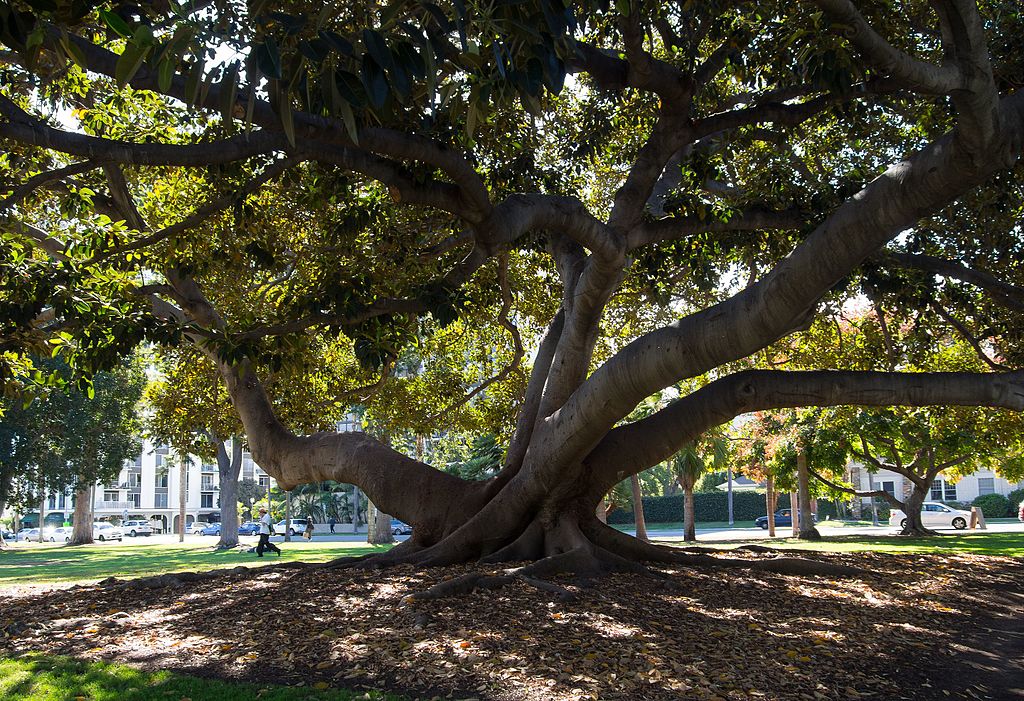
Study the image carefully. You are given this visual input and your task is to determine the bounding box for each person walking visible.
[303,516,315,541]
[256,507,281,557]
[328,516,336,534]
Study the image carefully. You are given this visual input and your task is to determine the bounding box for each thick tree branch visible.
[809,468,903,508]
[629,207,808,250]
[883,251,1024,313]
[586,368,1024,488]
[811,0,961,93]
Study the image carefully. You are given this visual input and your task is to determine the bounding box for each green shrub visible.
[610,491,792,524]
[972,493,1011,518]
[1007,488,1024,511]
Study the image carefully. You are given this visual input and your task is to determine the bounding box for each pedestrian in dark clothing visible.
[256,507,281,557]
[328,516,336,533]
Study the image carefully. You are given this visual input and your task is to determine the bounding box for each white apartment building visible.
[29,439,278,533]
[847,462,1023,515]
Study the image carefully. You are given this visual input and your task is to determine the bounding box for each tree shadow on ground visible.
[1,549,1020,700]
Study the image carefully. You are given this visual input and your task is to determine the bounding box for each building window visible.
[156,470,168,488]
[201,493,214,508]
[132,493,141,508]
[930,480,943,500]
[201,462,216,473]
[104,490,119,502]
[944,481,957,501]
[155,494,168,508]
[258,476,270,488]
[882,481,895,496]
[201,475,215,491]
[128,472,140,487]
[48,495,57,510]
[977,477,995,495]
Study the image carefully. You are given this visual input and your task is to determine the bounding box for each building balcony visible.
[95,501,134,511]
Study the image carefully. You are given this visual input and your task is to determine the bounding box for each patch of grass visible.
[653,531,1024,557]
[0,540,391,585]
[0,653,407,701]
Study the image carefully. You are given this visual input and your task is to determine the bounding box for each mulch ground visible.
[1,548,1022,700]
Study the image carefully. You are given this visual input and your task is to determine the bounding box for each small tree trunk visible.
[629,472,648,542]
[178,455,187,543]
[38,489,46,542]
[790,490,799,537]
[683,483,696,542]
[216,438,242,549]
[797,448,821,540]
[69,486,94,545]
[900,483,932,535]
[766,475,776,537]
[367,501,394,544]
[284,490,292,542]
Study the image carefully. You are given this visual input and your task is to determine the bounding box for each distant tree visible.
[672,431,729,542]
[0,358,144,545]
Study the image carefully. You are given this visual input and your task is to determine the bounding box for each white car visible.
[273,519,309,536]
[92,522,123,541]
[122,520,153,537]
[16,528,40,541]
[190,522,210,535]
[48,526,74,542]
[889,501,971,530]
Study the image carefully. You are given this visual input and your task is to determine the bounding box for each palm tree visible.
[672,431,730,542]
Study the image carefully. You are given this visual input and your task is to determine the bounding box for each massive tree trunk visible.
[69,486,93,545]
[215,438,242,549]
[899,482,933,536]
[629,473,648,542]
[797,449,821,540]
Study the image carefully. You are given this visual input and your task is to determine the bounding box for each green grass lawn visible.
[0,653,407,701]
[653,531,1024,557]
[0,539,392,586]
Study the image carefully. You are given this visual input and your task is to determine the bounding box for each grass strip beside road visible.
[653,531,1024,557]
[0,653,408,701]
[0,540,391,586]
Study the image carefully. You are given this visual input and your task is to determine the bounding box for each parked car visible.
[754,509,816,529]
[198,523,222,536]
[122,520,153,537]
[273,519,308,536]
[238,521,261,535]
[92,523,123,541]
[391,519,413,535]
[190,522,210,535]
[16,528,40,541]
[48,527,73,542]
[889,501,971,530]
[1,528,16,541]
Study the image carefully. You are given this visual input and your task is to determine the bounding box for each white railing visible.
[95,501,133,511]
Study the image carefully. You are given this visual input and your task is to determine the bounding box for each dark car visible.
[391,519,413,535]
[199,523,222,536]
[238,521,261,535]
[754,509,816,529]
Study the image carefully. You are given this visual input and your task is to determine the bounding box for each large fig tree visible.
[3,0,1024,583]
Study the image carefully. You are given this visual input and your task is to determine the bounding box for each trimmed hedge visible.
[609,492,846,524]
[972,493,1011,518]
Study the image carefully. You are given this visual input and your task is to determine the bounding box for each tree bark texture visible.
[69,486,93,545]
[683,483,696,542]
[766,476,776,538]
[37,489,45,542]
[629,472,648,542]
[178,456,187,543]
[797,449,821,540]
[215,438,243,549]
[368,502,394,545]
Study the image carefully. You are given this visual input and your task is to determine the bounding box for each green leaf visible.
[99,9,131,38]
[362,29,394,72]
[338,99,359,145]
[256,37,282,79]
[184,56,204,108]
[115,43,148,88]
[219,62,239,132]
[360,56,388,109]
[157,57,174,92]
[58,31,87,69]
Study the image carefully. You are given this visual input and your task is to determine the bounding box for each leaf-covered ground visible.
[1,549,1021,700]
